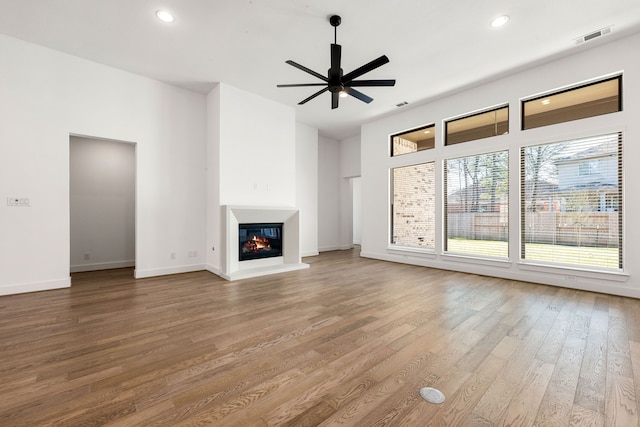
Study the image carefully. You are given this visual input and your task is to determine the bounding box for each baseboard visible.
[134,264,205,279]
[206,264,222,276]
[360,250,640,299]
[301,250,320,257]
[0,277,71,296]
[70,260,135,273]
[213,263,310,281]
[318,245,353,252]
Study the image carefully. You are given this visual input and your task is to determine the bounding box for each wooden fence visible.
[447,212,619,247]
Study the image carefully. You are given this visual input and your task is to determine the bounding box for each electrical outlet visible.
[83,253,90,261]
[170,252,176,260]
[7,197,30,207]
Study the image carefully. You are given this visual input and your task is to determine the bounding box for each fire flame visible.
[242,235,272,253]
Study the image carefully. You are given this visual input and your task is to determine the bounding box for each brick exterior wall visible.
[392,161,435,248]
[393,137,418,155]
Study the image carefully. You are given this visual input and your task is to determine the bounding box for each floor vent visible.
[574,26,613,45]
[419,387,445,404]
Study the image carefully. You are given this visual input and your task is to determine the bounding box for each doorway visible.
[69,135,136,274]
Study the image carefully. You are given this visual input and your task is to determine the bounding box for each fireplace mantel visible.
[218,205,309,280]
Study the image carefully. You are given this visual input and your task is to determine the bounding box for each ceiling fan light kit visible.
[277,15,396,109]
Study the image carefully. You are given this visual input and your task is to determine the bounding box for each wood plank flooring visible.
[1,248,640,426]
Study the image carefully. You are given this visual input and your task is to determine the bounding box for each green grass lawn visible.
[447,238,620,269]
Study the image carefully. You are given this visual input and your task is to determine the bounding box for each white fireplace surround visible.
[219,205,310,280]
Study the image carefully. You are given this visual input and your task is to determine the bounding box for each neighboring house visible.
[554,140,619,212]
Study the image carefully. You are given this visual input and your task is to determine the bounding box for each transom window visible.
[445,105,509,146]
[391,124,435,156]
[521,76,622,130]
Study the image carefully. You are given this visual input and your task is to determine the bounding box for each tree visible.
[524,144,564,212]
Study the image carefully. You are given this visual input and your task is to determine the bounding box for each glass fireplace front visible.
[238,223,283,261]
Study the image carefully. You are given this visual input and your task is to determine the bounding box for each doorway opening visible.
[69,135,136,275]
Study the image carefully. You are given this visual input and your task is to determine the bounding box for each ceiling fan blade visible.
[277,83,328,87]
[342,55,390,84]
[347,79,396,87]
[285,60,328,82]
[330,44,342,78]
[299,87,329,105]
[346,87,373,104]
[332,92,339,109]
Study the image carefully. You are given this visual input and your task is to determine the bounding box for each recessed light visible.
[156,10,175,23]
[541,99,551,105]
[490,15,509,28]
[423,130,431,134]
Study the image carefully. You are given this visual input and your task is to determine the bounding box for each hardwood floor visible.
[1,248,640,426]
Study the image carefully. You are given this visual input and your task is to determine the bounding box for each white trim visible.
[517,261,628,282]
[134,264,205,279]
[361,250,640,298]
[318,244,353,252]
[0,277,71,296]
[70,260,135,273]
[213,263,309,281]
[441,253,512,268]
[388,245,436,256]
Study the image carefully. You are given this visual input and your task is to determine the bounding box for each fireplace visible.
[238,223,283,261]
[217,206,308,281]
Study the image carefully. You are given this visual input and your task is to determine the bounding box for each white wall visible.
[361,31,640,298]
[339,135,362,248]
[206,86,222,271]
[318,134,363,251]
[352,177,362,245]
[217,84,296,207]
[318,136,341,251]
[205,83,299,273]
[340,135,361,179]
[296,123,319,257]
[69,136,135,272]
[0,34,207,295]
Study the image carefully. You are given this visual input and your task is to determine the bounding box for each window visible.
[445,105,509,146]
[391,162,435,249]
[578,160,600,176]
[391,124,435,156]
[444,151,509,257]
[521,132,622,270]
[522,75,622,130]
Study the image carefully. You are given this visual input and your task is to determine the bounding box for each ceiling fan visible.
[277,15,396,109]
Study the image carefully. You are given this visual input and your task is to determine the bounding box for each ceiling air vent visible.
[574,26,613,45]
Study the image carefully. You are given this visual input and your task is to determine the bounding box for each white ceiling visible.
[1,0,639,140]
